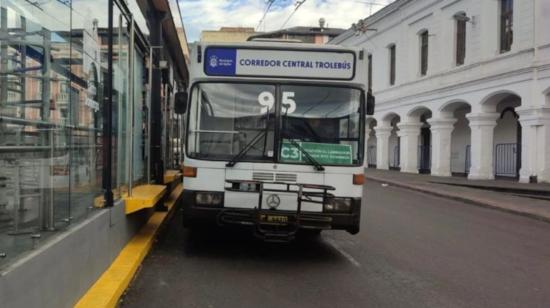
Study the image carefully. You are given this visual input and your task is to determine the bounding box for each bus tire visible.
[182,215,193,228]
[347,226,360,235]
[300,229,322,238]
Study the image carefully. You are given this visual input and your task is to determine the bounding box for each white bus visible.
[177,41,374,242]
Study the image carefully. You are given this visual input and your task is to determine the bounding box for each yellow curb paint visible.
[75,183,183,308]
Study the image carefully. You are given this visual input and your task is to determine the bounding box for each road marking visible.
[324,237,361,268]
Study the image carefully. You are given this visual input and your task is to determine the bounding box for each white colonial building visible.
[331,0,550,183]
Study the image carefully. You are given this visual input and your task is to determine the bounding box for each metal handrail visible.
[0,115,101,132]
[190,129,240,134]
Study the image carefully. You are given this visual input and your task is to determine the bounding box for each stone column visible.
[519,120,535,183]
[428,118,456,177]
[467,113,499,180]
[364,127,372,168]
[397,122,422,173]
[518,108,550,183]
[375,126,392,170]
[539,119,550,183]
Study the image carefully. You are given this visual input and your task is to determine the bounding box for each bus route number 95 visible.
[258,91,296,114]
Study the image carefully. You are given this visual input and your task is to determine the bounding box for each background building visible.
[201,27,260,42]
[249,18,344,44]
[332,0,550,183]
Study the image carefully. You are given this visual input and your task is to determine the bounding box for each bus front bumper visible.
[181,190,361,235]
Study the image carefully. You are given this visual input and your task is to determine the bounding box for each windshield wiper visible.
[226,130,267,168]
[286,139,325,171]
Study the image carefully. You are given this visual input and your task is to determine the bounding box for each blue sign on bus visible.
[205,48,237,76]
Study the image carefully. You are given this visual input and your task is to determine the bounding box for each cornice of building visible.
[330,0,411,44]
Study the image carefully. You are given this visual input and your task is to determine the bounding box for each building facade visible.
[201,27,259,43]
[248,19,345,44]
[332,0,550,183]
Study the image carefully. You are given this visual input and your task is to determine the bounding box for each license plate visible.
[260,214,289,224]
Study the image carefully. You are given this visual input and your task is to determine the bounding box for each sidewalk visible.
[364,169,550,223]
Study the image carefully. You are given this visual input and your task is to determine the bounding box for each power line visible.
[352,0,390,15]
[256,0,277,31]
[280,0,306,30]
[278,0,385,30]
[351,0,387,4]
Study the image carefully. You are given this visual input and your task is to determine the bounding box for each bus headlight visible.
[239,182,260,192]
[195,192,224,206]
[323,197,352,213]
[228,182,260,192]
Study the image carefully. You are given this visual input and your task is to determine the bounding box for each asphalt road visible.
[121,180,550,308]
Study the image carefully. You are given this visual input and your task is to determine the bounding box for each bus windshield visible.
[187,83,364,166]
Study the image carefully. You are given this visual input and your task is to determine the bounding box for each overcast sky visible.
[178,0,393,42]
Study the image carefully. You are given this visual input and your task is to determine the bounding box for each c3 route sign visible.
[280,141,353,165]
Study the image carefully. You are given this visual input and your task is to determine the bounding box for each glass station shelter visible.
[0,0,189,275]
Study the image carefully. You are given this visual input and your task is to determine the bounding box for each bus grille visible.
[275,173,297,182]
[252,172,274,181]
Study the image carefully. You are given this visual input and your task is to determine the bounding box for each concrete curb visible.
[75,183,182,308]
[365,175,550,224]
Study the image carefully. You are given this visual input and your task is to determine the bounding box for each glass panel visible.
[132,47,145,183]
[280,85,363,166]
[420,31,429,76]
[456,16,466,65]
[367,54,372,90]
[0,0,72,266]
[500,0,513,52]
[0,0,148,267]
[186,84,365,166]
[187,83,276,161]
[73,0,132,196]
[70,0,107,222]
[113,6,130,194]
[389,45,396,85]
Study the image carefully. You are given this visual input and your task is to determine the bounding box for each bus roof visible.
[189,41,366,88]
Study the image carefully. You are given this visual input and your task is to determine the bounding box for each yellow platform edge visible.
[124,184,167,215]
[75,183,183,308]
[163,169,182,185]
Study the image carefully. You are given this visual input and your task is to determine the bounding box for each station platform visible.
[76,180,183,308]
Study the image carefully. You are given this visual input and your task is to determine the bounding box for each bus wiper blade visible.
[287,139,325,171]
[226,130,267,168]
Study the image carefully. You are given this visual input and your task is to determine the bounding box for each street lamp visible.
[352,19,377,36]
[454,12,476,26]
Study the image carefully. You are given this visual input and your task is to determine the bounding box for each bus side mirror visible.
[174,91,188,114]
[366,92,375,116]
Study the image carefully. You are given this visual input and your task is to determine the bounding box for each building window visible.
[420,31,429,76]
[455,13,467,66]
[367,54,373,90]
[286,34,315,43]
[500,0,513,53]
[389,45,396,85]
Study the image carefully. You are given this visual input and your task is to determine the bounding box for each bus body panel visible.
[183,160,363,225]
[183,158,363,199]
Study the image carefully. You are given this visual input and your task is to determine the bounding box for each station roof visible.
[135,0,190,85]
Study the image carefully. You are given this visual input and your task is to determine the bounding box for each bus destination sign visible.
[280,141,353,165]
[204,47,355,80]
